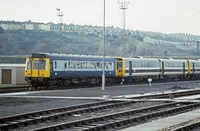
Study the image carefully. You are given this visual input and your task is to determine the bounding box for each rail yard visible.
[1,0,200,130]
[1,53,200,131]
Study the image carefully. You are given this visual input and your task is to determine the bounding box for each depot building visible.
[0,64,26,85]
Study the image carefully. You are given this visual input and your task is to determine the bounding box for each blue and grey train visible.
[24,52,200,87]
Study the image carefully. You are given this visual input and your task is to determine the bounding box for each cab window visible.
[33,60,39,69]
[33,60,46,70]
[27,60,32,69]
[40,60,46,70]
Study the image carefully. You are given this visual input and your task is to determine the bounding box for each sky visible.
[0,0,200,35]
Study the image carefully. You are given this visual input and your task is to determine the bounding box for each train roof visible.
[188,59,200,62]
[28,52,113,59]
[122,57,159,61]
[158,58,187,62]
[27,52,200,62]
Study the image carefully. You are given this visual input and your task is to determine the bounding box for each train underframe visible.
[25,73,200,88]
[25,76,118,88]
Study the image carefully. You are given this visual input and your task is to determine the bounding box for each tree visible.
[164,50,168,55]
[0,26,4,34]
[0,34,8,55]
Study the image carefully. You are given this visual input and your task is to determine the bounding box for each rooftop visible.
[0,64,25,67]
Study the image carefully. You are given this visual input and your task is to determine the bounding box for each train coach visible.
[114,57,191,82]
[115,57,161,82]
[25,52,118,87]
[158,58,188,80]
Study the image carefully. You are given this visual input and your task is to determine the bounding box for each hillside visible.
[0,27,199,57]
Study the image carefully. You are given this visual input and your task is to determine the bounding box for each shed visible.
[0,64,26,85]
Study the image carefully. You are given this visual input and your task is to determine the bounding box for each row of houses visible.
[0,20,51,31]
[0,20,200,45]
[0,20,144,38]
[143,36,197,50]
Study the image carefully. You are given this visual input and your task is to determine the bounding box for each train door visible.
[115,58,125,77]
[183,62,185,76]
[116,61,123,76]
[192,62,195,74]
[64,61,68,77]
[161,61,164,79]
[129,61,132,76]
[187,60,191,79]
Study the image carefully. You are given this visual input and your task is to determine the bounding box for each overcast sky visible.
[0,0,200,35]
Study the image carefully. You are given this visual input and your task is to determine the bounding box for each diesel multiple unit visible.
[24,52,200,87]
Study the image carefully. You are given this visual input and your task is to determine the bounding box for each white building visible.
[0,64,26,85]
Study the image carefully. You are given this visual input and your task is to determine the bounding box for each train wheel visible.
[32,84,38,89]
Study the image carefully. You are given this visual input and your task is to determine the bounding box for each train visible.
[24,52,200,88]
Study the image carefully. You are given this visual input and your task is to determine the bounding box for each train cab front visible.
[114,58,125,77]
[24,53,50,87]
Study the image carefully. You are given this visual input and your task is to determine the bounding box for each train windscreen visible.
[117,62,123,71]
[33,60,46,70]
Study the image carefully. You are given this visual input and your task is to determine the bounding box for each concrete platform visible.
[0,84,200,102]
[0,81,200,99]
[119,108,200,131]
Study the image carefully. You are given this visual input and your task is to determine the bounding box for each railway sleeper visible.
[33,104,200,129]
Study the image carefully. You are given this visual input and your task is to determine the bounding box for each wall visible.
[16,67,26,85]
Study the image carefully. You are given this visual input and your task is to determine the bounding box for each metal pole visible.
[102,0,106,91]
[118,0,129,57]
[123,8,125,56]
[197,41,199,56]
[56,8,64,32]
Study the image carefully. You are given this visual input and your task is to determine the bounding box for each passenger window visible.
[105,63,109,69]
[76,61,81,69]
[97,62,100,69]
[108,62,112,69]
[80,62,82,68]
[147,62,149,67]
[64,63,67,68]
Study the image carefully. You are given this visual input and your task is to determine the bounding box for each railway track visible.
[0,80,199,94]
[128,88,200,99]
[0,100,165,130]
[0,84,200,130]
[1,88,200,131]
[158,118,200,131]
[28,102,200,131]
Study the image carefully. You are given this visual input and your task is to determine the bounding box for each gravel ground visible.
[0,97,96,117]
[0,81,200,118]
